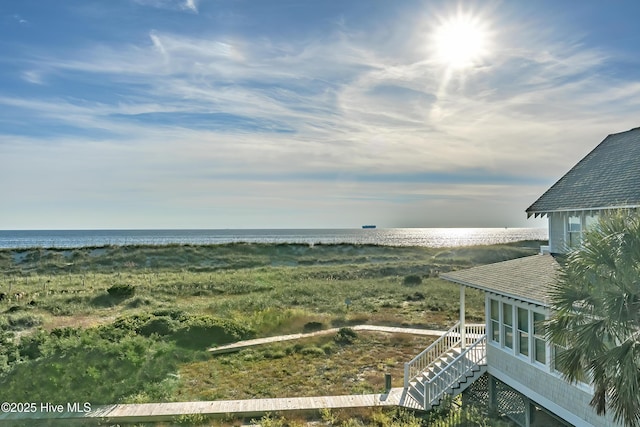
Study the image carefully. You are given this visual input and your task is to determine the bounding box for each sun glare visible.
[432,12,489,69]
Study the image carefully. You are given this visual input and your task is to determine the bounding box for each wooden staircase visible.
[402,323,486,411]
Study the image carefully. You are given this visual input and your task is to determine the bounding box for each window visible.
[491,302,549,367]
[490,299,500,343]
[568,215,582,247]
[517,307,529,356]
[533,312,546,364]
[553,345,569,375]
[503,303,513,349]
[585,214,598,230]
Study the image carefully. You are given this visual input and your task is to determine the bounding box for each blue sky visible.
[2,1,640,229]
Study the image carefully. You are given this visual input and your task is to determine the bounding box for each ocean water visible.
[0,228,548,249]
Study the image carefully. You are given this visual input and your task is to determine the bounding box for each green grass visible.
[0,241,543,413]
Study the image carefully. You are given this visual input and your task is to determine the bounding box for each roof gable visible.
[527,127,640,216]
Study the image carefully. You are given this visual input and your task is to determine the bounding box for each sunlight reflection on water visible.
[0,228,548,249]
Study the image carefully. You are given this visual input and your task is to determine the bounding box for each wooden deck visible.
[0,389,420,424]
[209,324,447,354]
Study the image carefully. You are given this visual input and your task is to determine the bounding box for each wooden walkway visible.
[0,389,421,424]
[209,324,447,354]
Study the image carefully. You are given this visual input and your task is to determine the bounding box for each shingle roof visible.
[440,254,560,306]
[526,127,640,216]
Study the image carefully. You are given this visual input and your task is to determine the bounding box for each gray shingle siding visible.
[488,347,622,426]
[527,127,640,216]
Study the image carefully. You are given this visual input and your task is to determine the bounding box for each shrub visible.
[152,308,187,321]
[7,313,43,330]
[302,321,324,332]
[18,329,49,360]
[112,313,152,332]
[334,327,358,344]
[139,317,177,337]
[172,315,255,349]
[263,349,286,359]
[300,346,326,357]
[321,342,336,354]
[252,414,286,427]
[107,283,136,298]
[174,413,208,425]
[50,327,82,339]
[403,275,422,286]
[94,314,151,341]
[405,292,425,301]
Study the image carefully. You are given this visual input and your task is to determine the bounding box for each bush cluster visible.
[107,283,136,298]
[403,275,422,286]
[334,327,358,344]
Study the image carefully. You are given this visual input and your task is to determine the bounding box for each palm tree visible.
[547,210,640,427]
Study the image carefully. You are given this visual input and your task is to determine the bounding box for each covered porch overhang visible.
[440,254,561,348]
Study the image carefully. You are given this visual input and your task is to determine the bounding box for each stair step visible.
[404,336,487,411]
[407,366,487,408]
[411,389,428,401]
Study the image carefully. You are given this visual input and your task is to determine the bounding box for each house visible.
[402,127,640,426]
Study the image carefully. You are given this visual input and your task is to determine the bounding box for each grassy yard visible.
[0,241,541,424]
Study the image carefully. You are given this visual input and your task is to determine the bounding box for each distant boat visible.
[362,225,377,229]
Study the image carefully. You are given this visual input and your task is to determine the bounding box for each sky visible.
[2,1,640,230]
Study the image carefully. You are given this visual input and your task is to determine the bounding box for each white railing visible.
[463,324,485,346]
[404,322,462,388]
[404,323,486,388]
[424,334,487,408]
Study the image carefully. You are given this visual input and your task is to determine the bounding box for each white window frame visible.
[486,295,594,393]
[564,211,600,248]
[517,307,529,357]
[532,311,547,365]
[487,295,549,367]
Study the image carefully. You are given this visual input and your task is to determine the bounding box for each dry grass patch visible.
[174,331,436,401]
[43,314,116,330]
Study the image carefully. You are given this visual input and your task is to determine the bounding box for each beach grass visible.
[0,241,542,416]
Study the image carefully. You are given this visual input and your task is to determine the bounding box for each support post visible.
[488,374,497,413]
[524,396,532,427]
[404,363,409,388]
[460,286,466,349]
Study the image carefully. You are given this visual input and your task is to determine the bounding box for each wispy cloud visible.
[21,70,45,84]
[3,2,640,228]
[10,23,639,179]
[13,14,28,24]
[132,0,198,13]
[183,0,198,13]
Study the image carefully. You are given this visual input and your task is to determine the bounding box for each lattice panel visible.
[495,380,527,427]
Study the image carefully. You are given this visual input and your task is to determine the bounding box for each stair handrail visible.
[425,333,487,407]
[404,322,461,388]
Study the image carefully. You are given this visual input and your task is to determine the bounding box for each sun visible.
[432,12,489,69]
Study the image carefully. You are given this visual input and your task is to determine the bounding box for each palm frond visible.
[548,210,640,426]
